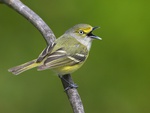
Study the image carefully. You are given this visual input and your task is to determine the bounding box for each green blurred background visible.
[0,0,150,113]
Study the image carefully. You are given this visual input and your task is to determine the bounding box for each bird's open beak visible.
[87,26,102,40]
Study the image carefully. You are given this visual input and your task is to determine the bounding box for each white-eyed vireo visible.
[8,24,101,75]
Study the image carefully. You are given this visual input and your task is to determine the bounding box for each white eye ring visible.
[79,30,84,34]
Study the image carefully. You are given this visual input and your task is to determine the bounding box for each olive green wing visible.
[37,36,88,71]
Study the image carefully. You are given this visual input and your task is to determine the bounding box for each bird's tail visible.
[8,59,39,75]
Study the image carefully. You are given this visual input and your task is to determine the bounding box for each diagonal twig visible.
[0,0,56,45]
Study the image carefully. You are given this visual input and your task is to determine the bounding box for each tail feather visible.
[8,59,38,75]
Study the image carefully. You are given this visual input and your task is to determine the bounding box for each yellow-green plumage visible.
[8,24,101,75]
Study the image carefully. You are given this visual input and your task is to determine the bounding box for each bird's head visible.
[66,24,102,40]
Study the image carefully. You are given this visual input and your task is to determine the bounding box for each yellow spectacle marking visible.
[82,27,93,33]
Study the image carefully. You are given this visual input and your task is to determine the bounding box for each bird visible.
[8,24,101,77]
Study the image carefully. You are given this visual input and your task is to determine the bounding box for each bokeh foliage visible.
[0,0,150,113]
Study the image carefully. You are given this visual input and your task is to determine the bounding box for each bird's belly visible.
[53,63,83,75]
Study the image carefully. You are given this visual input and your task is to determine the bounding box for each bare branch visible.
[1,0,85,113]
[60,74,85,113]
[0,0,56,45]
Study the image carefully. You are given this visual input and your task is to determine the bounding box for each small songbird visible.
[8,24,101,76]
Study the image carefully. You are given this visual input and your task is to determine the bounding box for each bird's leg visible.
[59,74,78,91]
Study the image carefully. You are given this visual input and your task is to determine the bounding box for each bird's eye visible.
[78,30,84,34]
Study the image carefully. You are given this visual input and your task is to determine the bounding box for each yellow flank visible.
[54,63,83,75]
